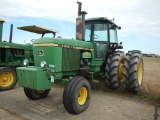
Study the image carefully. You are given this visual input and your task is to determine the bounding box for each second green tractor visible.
[0,20,58,91]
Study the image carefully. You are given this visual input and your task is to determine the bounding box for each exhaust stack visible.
[76,1,87,40]
[0,19,5,42]
[9,24,13,43]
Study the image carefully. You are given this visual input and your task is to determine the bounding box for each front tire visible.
[0,68,17,91]
[123,50,144,93]
[63,76,91,114]
[105,51,125,90]
[24,88,50,100]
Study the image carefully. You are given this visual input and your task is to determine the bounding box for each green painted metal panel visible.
[0,61,22,66]
[33,38,94,49]
[17,66,52,90]
[90,65,100,72]
[25,49,34,64]
[33,46,62,72]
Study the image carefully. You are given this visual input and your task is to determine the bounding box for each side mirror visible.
[120,42,122,44]
[117,26,121,30]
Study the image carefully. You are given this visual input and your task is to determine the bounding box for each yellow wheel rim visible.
[138,60,143,85]
[78,87,87,105]
[0,72,14,87]
[36,90,45,93]
[118,59,125,82]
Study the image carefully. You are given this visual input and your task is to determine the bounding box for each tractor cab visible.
[84,17,122,58]
[85,17,119,42]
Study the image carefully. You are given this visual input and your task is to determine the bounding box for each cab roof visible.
[17,25,59,34]
[85,17,118,27]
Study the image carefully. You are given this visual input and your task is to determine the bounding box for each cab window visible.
[109,29,117,43]
[85,24,91,41]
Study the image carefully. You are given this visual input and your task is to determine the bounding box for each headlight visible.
[23,59,29,67]
[40,61,46,69]
[114,44,117,47]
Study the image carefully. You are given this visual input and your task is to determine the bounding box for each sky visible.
[0,0,160,55]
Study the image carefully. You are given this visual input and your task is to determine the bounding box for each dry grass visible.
[89,57,160,105]
[141,57,160,96]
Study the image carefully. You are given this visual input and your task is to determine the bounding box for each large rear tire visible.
[63,76,91,114]
[123,50,144,93]
[105,51,125,89]
[0,68,17,91]
[24,88,50,100]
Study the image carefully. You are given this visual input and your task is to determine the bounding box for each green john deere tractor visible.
[0,20,58,91]
[16,2,144,114]
[0,20,34,91]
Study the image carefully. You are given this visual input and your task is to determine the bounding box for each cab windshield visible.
[85,23,108,42]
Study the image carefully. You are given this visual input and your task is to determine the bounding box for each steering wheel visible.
[93,34,99,39]
[31,39,35,43]
[89,34,99,39]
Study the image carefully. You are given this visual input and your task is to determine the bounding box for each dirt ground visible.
[0,57,159,120]
[0,84,159,120]
[141,57,160,96]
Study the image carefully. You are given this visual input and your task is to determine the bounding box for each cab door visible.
[91,23,108,59]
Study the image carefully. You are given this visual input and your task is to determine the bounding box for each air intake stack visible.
[0,19,5,42]
[9,24,13,43]
[76,1,87,40]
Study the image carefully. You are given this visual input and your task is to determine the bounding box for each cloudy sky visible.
[0,0,160,54]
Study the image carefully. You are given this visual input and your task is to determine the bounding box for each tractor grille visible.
[62,48,80,71]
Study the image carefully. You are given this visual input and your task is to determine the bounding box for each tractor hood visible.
[33,38,94,50]
[0,41,32,49]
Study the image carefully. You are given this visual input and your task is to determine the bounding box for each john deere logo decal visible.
[38,50,44,56]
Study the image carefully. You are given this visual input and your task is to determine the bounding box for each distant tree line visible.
[143,53,160,58]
